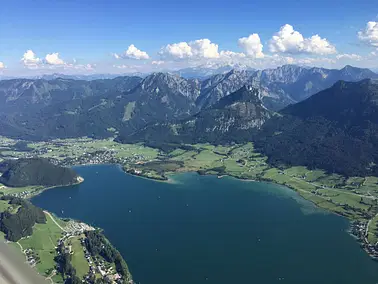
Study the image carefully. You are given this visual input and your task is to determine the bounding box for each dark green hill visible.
[0,196,46,241]
[0,158,80,187]
[255,79,378,177]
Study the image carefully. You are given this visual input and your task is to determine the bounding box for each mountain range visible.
[1,65,378,165]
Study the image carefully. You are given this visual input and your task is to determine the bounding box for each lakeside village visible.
[0,137,150,168]
[19,219,132,284]
[351,220,378,260]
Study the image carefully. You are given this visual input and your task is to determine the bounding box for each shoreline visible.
[19,162,378,262]
[20,176,85,199]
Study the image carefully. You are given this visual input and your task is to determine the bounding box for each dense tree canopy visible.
[0,158,78,187]
[0,196,46,241]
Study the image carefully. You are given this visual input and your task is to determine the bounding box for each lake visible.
[31,164,378,284]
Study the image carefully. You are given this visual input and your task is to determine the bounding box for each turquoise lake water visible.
[31,164,378,284]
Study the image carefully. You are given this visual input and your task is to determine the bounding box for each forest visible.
[0,196,46,241]
[0,158,79,187]
[85,230,130,282]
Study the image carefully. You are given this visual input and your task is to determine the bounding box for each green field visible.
[18,213,63,277]
[67,236,89,279]
[368,214,378,244]
[0,200,11,212]
[0,185,44,196]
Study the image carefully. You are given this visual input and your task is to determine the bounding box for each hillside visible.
[0,65,376,141]
[0,158,80,187]
[0,73,202,140]
[119,86,273,144]
[255,79,378,177]
[0,76,142,114]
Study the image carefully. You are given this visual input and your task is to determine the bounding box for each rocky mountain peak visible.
[213,85,262,109]
[141,72,201,100]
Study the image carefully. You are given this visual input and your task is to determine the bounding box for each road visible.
[44,211,66,232]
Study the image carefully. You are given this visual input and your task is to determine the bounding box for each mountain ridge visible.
[255,78,378,176]
[0,65,377,141]
[118,85,273,144]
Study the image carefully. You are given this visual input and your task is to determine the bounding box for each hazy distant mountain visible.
[119,86,273,144]
[199,64,378,111]
[34,73,122,81]
[255,79,378,176]
[0,76,142,114]
[175,63,255,79]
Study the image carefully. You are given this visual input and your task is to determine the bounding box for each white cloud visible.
[269,24,336,55]
[116,44,149,60]
[20,49,95,72]
[152,60,164,65]
[160,39,219,59]
[358,21,378,47]
[21,50,41,68]
[65,63,95,71]
[302,35,337,54]
[0,62,4,69]
[219,50,246,59]
[45,52,65,65]
[336,53,362,61]
[160,42,192,59]
[238,33,264,58]
[190,39,220,59]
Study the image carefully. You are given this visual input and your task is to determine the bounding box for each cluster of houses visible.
[57,221,129,283]
[65,221,95,234]
[7,190,31,198]
[24,248,39,267]
[351,221,378,260]
[81,244,123,284]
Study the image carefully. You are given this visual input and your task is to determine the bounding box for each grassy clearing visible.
[123,101,136,122]
[368,214,378,244]
[1,185,43,196]
[67,236,89,279]
[315,174,346,188]
[0,200,11,212]
[189,150,223,169]
[18,213,63,276]
[285,178,317,192]
[171,150,198,162]
[283,166,309,178]
[304,170,327,182]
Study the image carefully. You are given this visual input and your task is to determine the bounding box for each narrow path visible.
[44,211,66,232]
[16,242,23,251]
[45,270,56,284]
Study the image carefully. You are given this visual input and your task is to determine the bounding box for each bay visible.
[31,164,378,284]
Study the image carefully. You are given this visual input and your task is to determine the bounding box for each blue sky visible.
[1,0,378,75]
